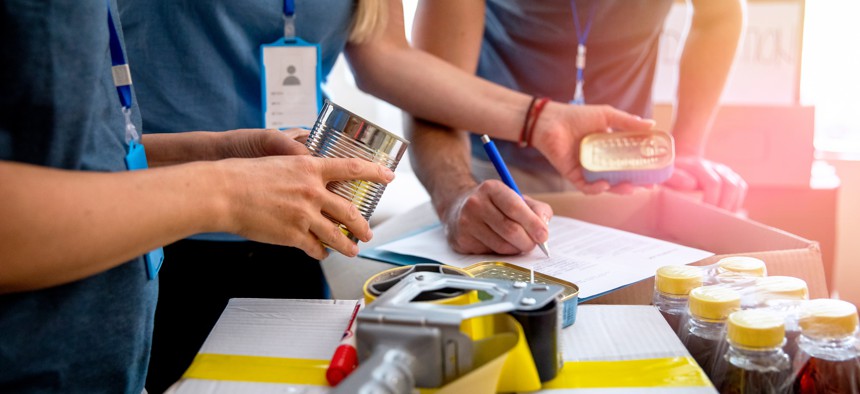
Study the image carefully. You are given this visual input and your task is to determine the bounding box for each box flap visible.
[536,188,827,303]
[535,189,660,235]
[658,189,815,253]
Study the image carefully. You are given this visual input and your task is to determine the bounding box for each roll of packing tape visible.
[362,264,476,306]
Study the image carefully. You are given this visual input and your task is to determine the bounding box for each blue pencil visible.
[480,135,551,259]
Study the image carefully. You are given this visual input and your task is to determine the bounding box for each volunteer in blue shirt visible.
[408,0,748,255]
[117,0,658,391]
[0,1,393,392]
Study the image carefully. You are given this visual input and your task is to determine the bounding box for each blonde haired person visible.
[117,0,653,391]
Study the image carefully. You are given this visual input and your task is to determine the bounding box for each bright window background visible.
[802,0,860,155]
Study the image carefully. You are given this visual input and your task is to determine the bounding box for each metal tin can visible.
[462,261,579,328]
[580,130,674,185]
[306,100,409,241]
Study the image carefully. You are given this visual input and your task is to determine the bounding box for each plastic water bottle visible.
[719,309,791,394]
[654,265,704,334]
[792,299,860,393]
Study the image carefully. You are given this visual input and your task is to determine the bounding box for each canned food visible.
[580,130,674,185]
[463,261,579,328]
[306,100,409,241]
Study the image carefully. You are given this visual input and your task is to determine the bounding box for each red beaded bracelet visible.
[523,97,550,148]
[518,97,538,148]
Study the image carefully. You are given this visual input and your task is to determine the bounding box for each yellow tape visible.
[542,357,712,389]
[183,354,709,390]
[182,354,329,385]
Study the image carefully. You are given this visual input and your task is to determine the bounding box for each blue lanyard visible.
[106,1,140,144]
[107,1,132,110]
[570,0,597,105]
[283,0,296,40]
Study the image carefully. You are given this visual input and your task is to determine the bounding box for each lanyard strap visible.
[107,1,132,109]
[106,1,140,144]
[570,0,597,105]
[283,0,296,40]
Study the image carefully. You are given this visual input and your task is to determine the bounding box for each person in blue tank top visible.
[0,1,394,392]
[408,0,748,255]
[116,1,659,391]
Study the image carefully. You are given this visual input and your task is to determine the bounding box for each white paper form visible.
[375,216,714,300]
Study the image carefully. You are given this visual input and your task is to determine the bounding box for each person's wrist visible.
[215,130,245,160]
[529,101,563,154]
[431,179,477,224]
[673,140,706,158]
[199,160,241,234]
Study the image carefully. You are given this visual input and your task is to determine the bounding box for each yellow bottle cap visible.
[689,286,741,321]
[655,265,703,296]
[727,310,786,349]
[755,276,809,301]
[717,256,767,277]
[799,299,859,339]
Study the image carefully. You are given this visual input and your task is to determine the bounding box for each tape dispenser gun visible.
[334,268,564,393]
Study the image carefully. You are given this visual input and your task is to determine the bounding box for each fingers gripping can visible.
[305,100,409,241]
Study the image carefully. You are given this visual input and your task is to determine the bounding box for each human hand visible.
[439,180,553,255]
[220,156,395,259]
[219,128,310,159]
[531,102,656,194]
[663,155,748,212]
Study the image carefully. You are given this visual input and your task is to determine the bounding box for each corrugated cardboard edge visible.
[533,188,826,304]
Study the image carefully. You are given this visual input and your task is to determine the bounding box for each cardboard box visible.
[744,185,838,293]
[653,104,815,187]
[535,188,828,304]
[168,300,716,393]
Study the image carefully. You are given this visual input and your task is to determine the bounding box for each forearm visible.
[141,132,221,167]
[405,0,486,217]
[673,0,745,156]
[407,120,476,217]
[0,161,228,292]
[348,46,531,141]
[345,0,530,142]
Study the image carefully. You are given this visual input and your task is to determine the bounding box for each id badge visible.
[125,140,165,280]
[260,37,322,129]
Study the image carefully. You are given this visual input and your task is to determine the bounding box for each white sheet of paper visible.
[375,216,714,299]
[262,45,318,129]
[197,298,356,359]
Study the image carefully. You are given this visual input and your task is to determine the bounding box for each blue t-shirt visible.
[118,0,355,133]
[471,0,673,174]
[0,1,157,392]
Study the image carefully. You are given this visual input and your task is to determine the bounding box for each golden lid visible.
[689,286,741,321]
[727,309,786,349]
[580,130,674,172]
[717,256,767,277]
[799,299,859,338]
[655,265,703,296]
[755,276,809,301]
